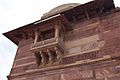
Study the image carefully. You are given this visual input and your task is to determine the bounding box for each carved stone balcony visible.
[31,37,64,66]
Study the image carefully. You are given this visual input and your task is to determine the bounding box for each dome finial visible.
[41,3,81,19]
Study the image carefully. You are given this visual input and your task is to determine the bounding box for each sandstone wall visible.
[9,10,120,80]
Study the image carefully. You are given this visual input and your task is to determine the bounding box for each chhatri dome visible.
[41,3,80,19]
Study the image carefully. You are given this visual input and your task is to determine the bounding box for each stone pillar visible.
[55,24,60,42]
[34,30,39,44]
[47,49,54,64]
[39,51,47,66]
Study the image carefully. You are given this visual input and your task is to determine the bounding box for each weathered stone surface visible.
[6,0,120,80]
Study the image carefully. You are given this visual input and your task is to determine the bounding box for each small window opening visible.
[37,28,55,42]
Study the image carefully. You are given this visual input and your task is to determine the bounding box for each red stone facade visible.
[4,0,120,80]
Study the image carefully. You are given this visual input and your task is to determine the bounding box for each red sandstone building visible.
[3,0,120,80]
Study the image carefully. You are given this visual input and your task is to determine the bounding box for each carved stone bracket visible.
[33,47,63,67]
[31,21,65,67]
[54,47,63,63]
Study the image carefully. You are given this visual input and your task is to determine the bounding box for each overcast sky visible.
[0,0,120,80]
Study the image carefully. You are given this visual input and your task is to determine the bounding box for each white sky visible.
[0,0,120,80]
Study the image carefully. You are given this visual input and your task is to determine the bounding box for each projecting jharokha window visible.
[36,28,55,42]
[31,23,65,67]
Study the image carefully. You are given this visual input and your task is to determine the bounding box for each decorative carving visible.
[95,67,114,79]
[47,49,55,64]
[54,47,63,63]
[39,51,48,66]
[63,37,120,65]
[81,42,99,52]
[33,48,63,66]
[68,40,105,55]
[34,52,42,66]
[31,21,65,67]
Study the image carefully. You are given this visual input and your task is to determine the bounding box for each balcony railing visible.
[31,37,64,52]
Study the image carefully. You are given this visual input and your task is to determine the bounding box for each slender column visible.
[34,30,39,44]
[47,49,54,64]
[54,47,62,63]
[34,29,44,44]
[55,24,60,42]
[39,51,47,65]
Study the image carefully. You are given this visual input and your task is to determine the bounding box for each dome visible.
[41,3,80,19]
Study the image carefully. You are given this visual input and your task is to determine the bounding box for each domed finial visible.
[41,3,80,19]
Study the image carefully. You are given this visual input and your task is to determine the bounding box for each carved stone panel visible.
[65,34,105,56]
